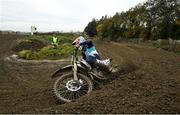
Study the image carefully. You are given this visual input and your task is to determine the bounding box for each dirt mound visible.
[0,34,25,58]
[0,34,180,113]
[12,38,48,52]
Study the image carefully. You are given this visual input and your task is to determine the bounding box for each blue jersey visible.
[80,40,99,56]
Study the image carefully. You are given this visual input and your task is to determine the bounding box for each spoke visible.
[81,85,89,90]
[70,91,76,100]
[74,83,89,97]
[80,90,87,96]
[81,88,88,92]
[78,88,87,96]
[59,83,66,87]
[56,75,91,100]
[58,87,67,93]
[82,81,88,86]
[73,91,77,100]
[77,88,84,98]
[82,85,88,90]
[57,86,67,93]
[68,91,73,100]
[66,90,77,100]
[80,88,88,96]
[69,92,74,100]
[57,83,66,90]
[56,78,73,92]
[65,90,71,100]
[59,90,68,95]
[61,90,69,99]
[61,78,72,84]
[62,80,68,84]
[75,91,81,99]
[81,82,89,89]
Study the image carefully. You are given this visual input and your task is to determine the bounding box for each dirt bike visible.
[51,48,112,103]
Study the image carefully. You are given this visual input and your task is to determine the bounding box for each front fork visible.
[73,56,78,80]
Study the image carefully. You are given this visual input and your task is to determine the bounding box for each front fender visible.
[51,64,89,78]
[51,65,72,78]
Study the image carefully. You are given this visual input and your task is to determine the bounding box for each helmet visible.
[72,36,86,49]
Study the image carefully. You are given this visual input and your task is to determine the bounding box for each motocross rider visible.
[72,35,111,69]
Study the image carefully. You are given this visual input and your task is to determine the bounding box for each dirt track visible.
[0,34,180,113]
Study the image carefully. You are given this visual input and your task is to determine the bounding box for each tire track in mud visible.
[95,41,141,74]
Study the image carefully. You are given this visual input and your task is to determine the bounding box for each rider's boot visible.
[96,59,112,73]
[96,59,111,66]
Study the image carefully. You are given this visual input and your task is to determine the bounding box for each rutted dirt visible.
[12,38,48,52]
[0,34,180,113]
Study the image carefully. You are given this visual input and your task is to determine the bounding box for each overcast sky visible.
[0,0,147,32]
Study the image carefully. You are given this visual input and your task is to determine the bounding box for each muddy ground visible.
[0,34,180,113]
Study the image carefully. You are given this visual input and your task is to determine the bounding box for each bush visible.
[59,43,75,55]
[19,50,39,60]
[17,33,76,60]
[18,43,75,60]
[37,44,74,59]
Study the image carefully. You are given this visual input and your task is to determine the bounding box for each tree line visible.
[84,0,180,41]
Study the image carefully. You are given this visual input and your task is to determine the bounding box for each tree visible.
[85,0,180,41]
[84,19,97,37]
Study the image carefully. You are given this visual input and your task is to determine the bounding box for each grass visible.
[19,44,75,60]
[17,33,77,60]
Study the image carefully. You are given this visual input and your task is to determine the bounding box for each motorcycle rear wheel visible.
[53,72,93,103]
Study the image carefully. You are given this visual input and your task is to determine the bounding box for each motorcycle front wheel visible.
[53,72,93,103]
